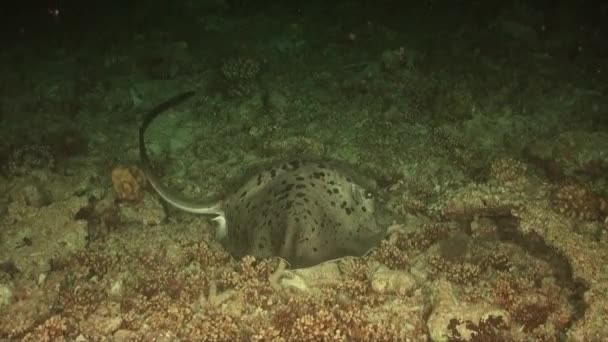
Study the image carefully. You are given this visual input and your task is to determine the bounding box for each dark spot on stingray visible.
[361,206,367,212]
[326,190,333,196]
[295,217,300,223]
[341,201,347,208]
[258,243,265,249]
[313,247,318,252]
[284,200,293,210]
[270,169,277,177]
[308,182,316,187]
[345,208,352,215]
[328,180,335,185]
[332,188,339,194]
[313,172,325,179]
[330,201,336,207]
[277,186,293,196]
[295,176,305,181]
[289,160,301,169]
[346,177,352,182]
[295,184,306,189]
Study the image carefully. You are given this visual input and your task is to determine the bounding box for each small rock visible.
[21,183,52,208]
[118,195,166,225]
[267,89,289,111]
[109,278,123,299]
[370,266,417,295]
[114,330,138,340]
[0,283,15,308]
[75,334,88,342]
[81,303,123,336]
[280,274,308,292]
[37,273,47,285]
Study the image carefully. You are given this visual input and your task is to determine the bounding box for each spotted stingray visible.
[139,91,385,268]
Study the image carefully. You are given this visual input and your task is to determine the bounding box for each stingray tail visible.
[139,91,225,216]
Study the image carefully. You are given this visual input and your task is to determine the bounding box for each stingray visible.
[139,91,385,268]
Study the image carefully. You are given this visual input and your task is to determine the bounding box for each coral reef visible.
[0,196,89,280]
[489,157,528,189]
[0,225,429,340]
[7,144,55,177]
[380,46,410,71]
[551,181,603,221]
[0,156,597,340]
[369,222,452,269]
[433,83,475,123]
[524,131,608,181]
[440,175,605,339]
[0,2,606,340]
[262,135,326,158]
[427,254,482,286]
[118,195,166,225]
[430,126,484,175]
[220,56,261,97]
[446,315,509,342]
[47,127,89,158]
[427,280,509,341]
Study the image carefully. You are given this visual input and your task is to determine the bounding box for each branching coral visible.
[21,315,68,342]
[489,157,528,189]
[446,315,509,342]
[266,296,403,341]
[220,56,260,97]
[427,254,482,286]
[551,181,602,221]
[369,223,452,269]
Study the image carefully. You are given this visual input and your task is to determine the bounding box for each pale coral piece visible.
[111,165,146,202]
